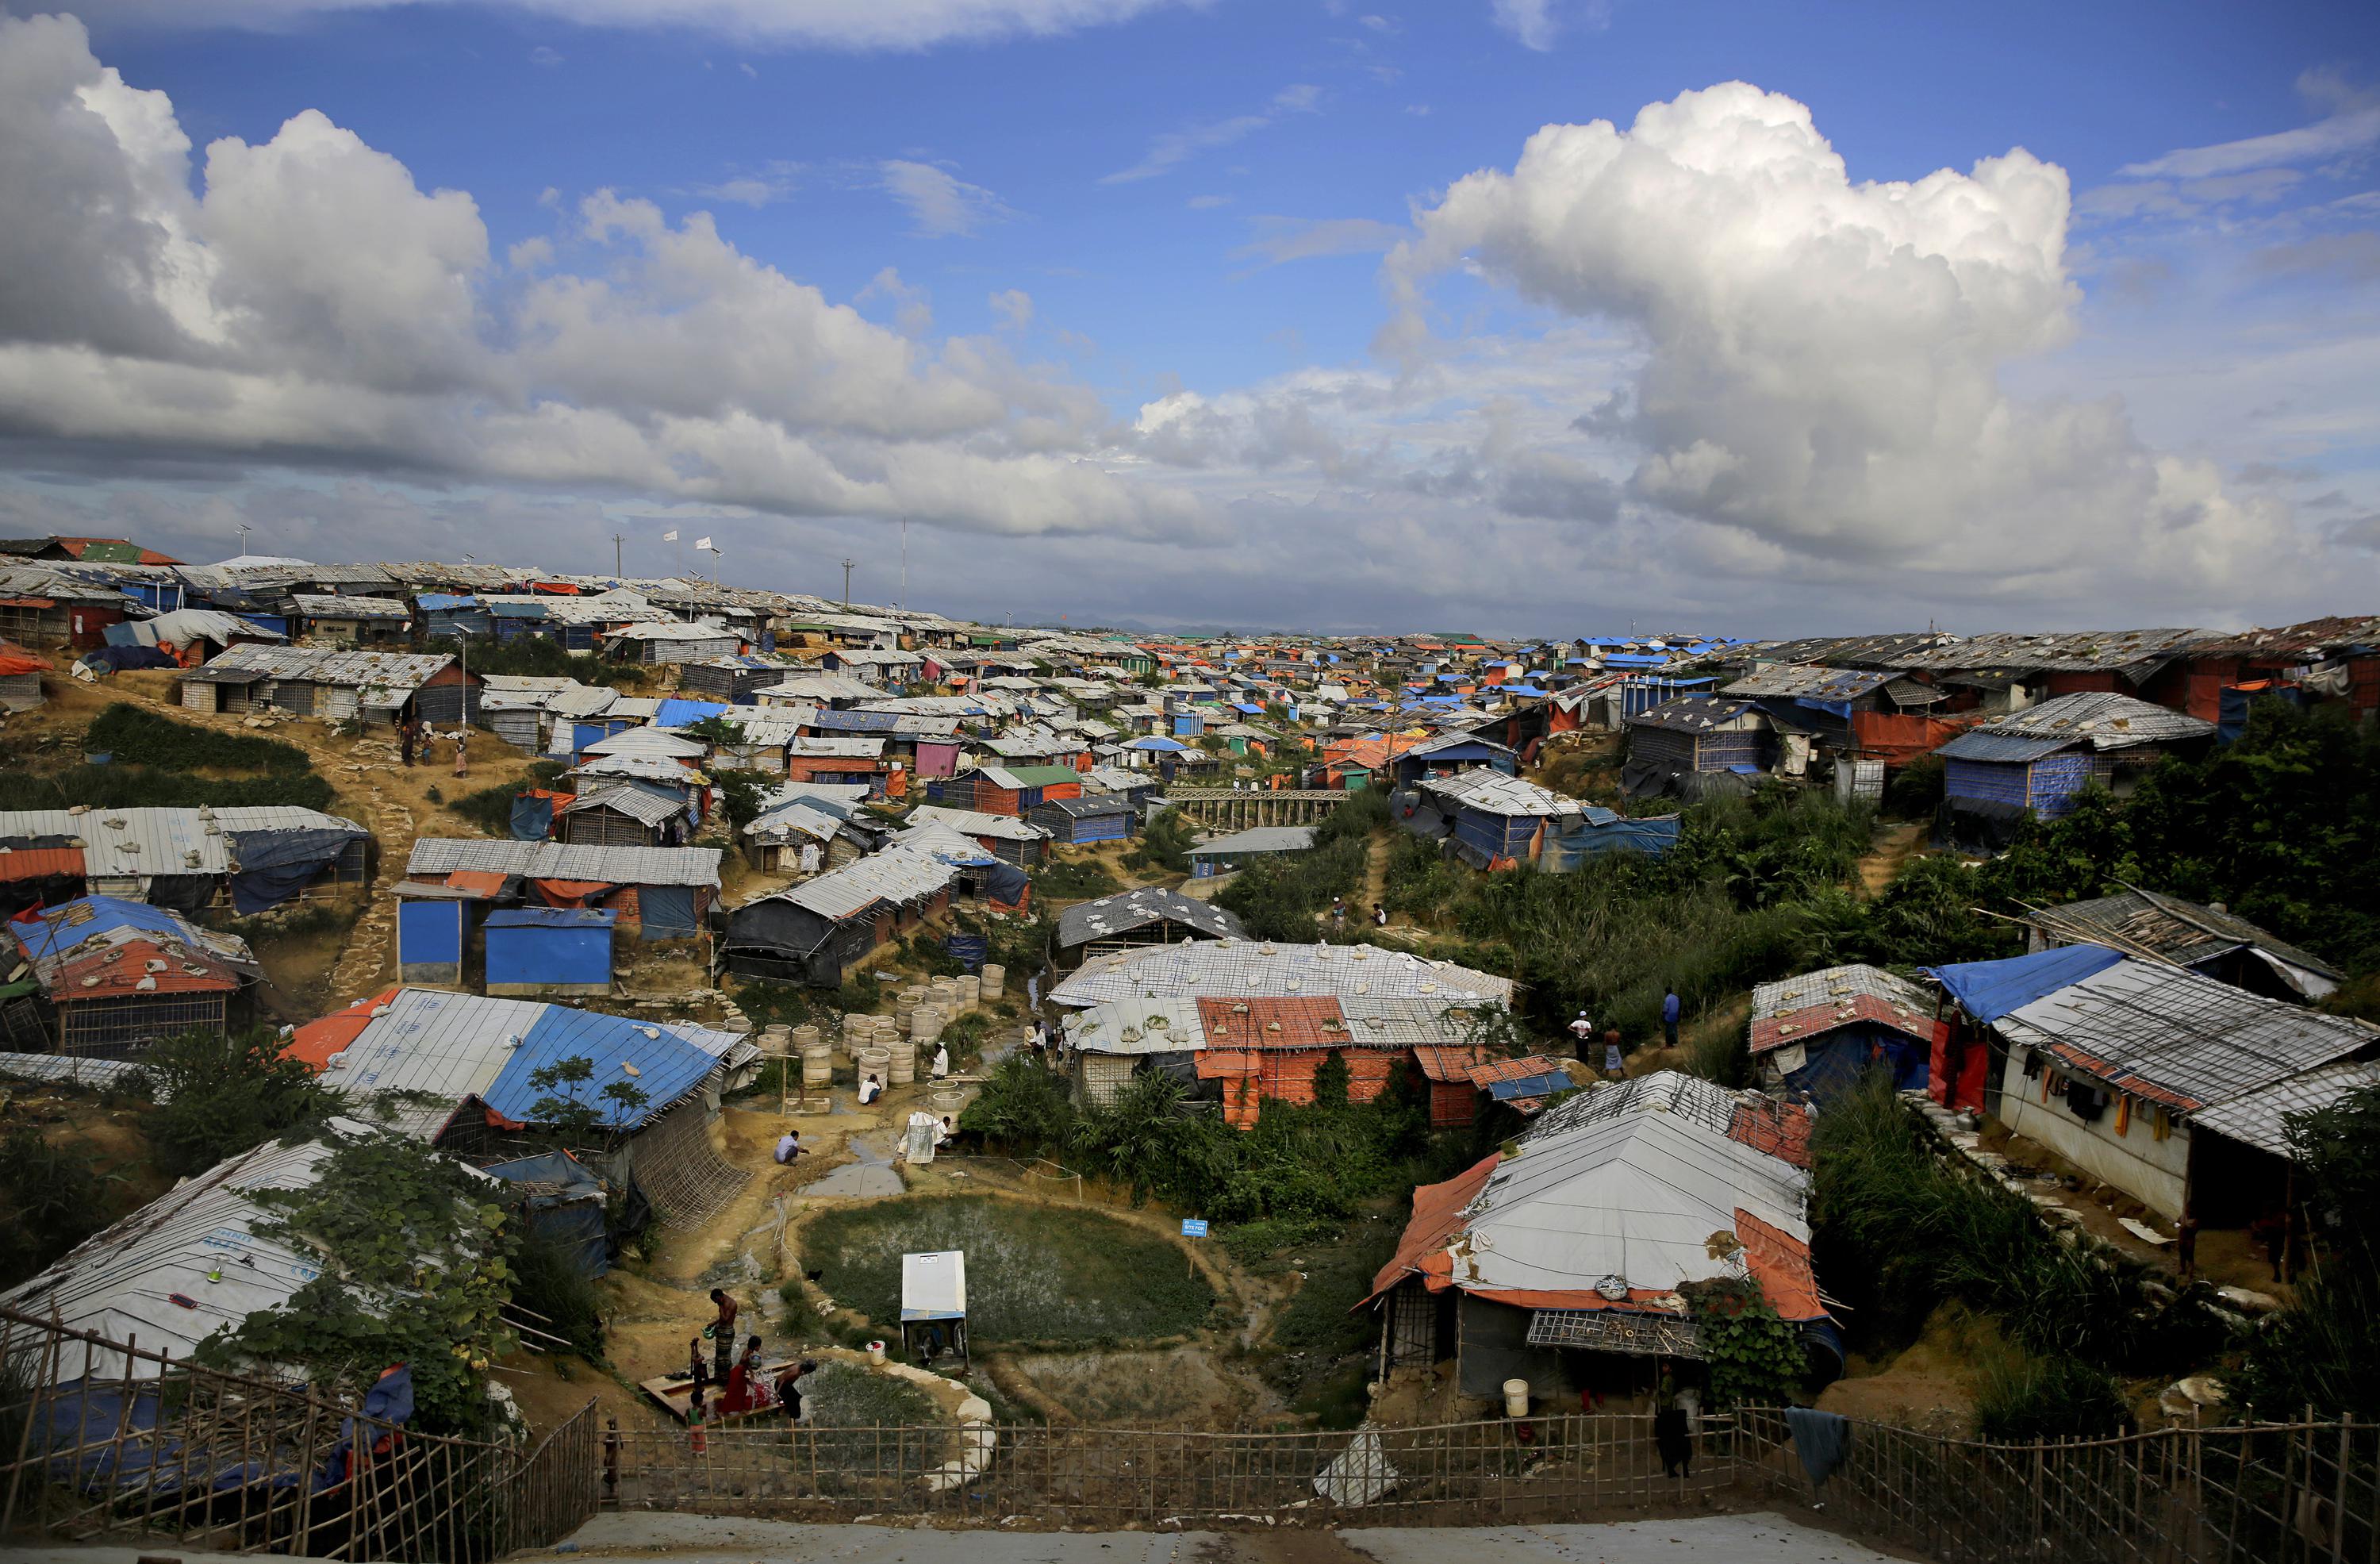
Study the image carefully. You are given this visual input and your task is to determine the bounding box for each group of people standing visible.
[1569,990,1682,1082]
[686,1289,816,1428]
[393,713,468,778]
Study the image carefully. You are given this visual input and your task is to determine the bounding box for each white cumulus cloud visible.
[1384,81,2304,600]
[0,13,1203,544]
[61,0,1192,52]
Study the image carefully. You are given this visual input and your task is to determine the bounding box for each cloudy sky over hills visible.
[1,0,2374,634]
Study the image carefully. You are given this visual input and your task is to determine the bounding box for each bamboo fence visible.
[7,1300,2378,1563]
[1735,1405,2380,1564]
[0,1306,595,1562]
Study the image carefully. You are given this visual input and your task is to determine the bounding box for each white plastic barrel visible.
[1503,1379,1530,1418]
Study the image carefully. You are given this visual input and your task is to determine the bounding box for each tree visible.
[2238,1085,2380,1416]
[202,1130,519,1435]
[527,1055,601,1140]
[140,1028,340,1178]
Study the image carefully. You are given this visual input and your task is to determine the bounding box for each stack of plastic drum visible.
[929,977,959,1015]
[888,1036,918,1086]
[797,1024,832,1089]
[856,1043,892,1086]
[956,973,981,1011]
[929,1087,965,1117]
[896,986,926,1036]
[979,962,1006,1000]
[762,1022,793,1060]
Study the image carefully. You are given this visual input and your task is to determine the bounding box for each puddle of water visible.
[805,1132,904,1198]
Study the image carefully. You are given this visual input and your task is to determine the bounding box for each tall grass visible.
[1811,1075,2217,1372]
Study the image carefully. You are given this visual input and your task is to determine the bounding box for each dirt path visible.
[1857,820,1926,899]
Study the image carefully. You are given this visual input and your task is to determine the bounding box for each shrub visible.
[0,764,336,814]
[85,704,312,772]
[1034,857,1122,900]
[2237,1083,2380,1416]
[0,1128,109,1288]
[509,1232,606,1359]
[959,1054,1077,1150]
[140,1028,340,1179]
[1974,1351,2129,1442]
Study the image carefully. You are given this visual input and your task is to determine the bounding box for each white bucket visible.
[1503,1378,1530,1419]
[867,1340,887,1366]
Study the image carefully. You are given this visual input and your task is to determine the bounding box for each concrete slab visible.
[1341,1514,1906,1564]
[522,1510,1904,1564]
[545,1512,1220,1562]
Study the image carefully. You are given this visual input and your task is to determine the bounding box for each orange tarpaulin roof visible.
[1366,1152,1499,1303]
[530,878,614,905]
[0,847,83,882]
[286,986,401,1070]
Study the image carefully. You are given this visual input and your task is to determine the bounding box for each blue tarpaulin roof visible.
[1129,736,1190,751]
[1924,943,2125,1024]
[14,896,194,962]
[480,1006,723,1126]
[653,698,731,728]
[416,594,479,609]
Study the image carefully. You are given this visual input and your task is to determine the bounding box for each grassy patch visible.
[85,703,313,772]
[1033,857,1122,900]
[797,1197,1215,1346]
[1254,1212,1401,1428]
[0,763,336,814]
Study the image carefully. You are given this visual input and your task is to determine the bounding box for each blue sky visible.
[2,0,2375,634]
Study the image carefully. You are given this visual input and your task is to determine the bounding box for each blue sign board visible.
[1180,1219,1209,1239]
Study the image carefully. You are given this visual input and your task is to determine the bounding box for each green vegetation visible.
[1681,1275,1806,1409]
[1258,1213,1401,1427]
[443,759,567,836]
[1124,807,1198,875]
[0,703,335,813]
[710,767,777,832]
[800,1362,942,1473]
[85,704,313,772]
[1811,1074,2219,1438]
[1973,1350,2130,1443]
[524,1054,649,1144]
[201,1128,516,1435]
[139,1028,341,1179]
[1212,789,1386,940]
[795,1196,1216,1345]
[2237,1083,2380,1416]
[0,1128,110,1288]
[1033,856,1122,900]
[508,1232,606,1360]
[964,1056,1461,1226]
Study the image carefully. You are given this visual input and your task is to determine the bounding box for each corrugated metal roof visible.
[766,840,963,920]
[1933,729,2075,763]
[1624,696,1765,733]
[290,593,409,617]
[561,786,687,825]
[1967,691,2216,751]
[1998,958,2379,1114]
[1056,886,1244,948]
[789,736,885,759]
[582,727,706,759]
[1722,663,1895,700]
[1065,994,1207,1055]
[1189,825,1315,856]
[2190,1059,2380,1155]
[1752,963,1931,1017]
[2030,889,2340,983]
[743,801,845,843]
[1052,940,1513,1008]
[201,644,454,690]
[406,838,721,886]
[1418,769,1585,819]
[904,804,1047,843]
[1891,628,2214,673]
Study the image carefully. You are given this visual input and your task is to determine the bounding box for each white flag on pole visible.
[694,536,713,551]
[662,528,680,542]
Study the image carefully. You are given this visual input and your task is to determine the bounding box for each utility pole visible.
[840,559,855,610]
[612,532,625,578]
[899,517,908,609]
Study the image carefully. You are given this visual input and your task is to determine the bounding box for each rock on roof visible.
[1056,887,1245,949]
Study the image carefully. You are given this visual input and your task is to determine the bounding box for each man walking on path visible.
[1663,990,1681,1051]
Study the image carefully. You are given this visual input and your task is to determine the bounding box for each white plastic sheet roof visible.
[0,1129,364,1381]
[0,805,363,880]
[900,1250,967,1320]
[1051,940,1513,1009]
[904,804,1049,843]
[1449,1090,1810,1301]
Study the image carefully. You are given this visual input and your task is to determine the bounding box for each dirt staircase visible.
[1857,820,1927,899]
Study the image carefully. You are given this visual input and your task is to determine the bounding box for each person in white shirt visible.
[774,1131,802,1165]
[858,1073,881,1105]
[1568,1010,1595,1064]
[931,1043,950,1080]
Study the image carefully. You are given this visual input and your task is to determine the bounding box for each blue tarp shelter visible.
[485,1150,609,1276]
[1924,943,2125,1024]
[225,824,367,914]
[485,906,615,995]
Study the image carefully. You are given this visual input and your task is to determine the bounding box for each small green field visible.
[797,1197,1216,1346]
